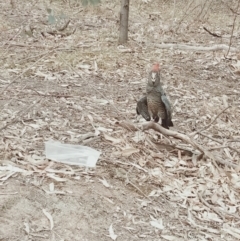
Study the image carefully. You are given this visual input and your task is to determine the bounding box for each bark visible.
[118,0,129,44]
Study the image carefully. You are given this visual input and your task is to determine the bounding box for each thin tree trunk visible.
[118,0,129,44]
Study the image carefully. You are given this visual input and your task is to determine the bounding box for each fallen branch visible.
[142,122,237,168]
[116,120,237,168]
[152,43,237,52]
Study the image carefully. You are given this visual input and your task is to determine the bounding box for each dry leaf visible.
[161,235,183,241]
[120,147,139,157]
[42,209,54,230]
[109,224,117,240]
[49,182,54,192]
[93,60,98,71]
[99,178,111,188]
[223,225,240,239]
[103,133,122,144]
[46,173,67,182]
[150,218,164,230]
[23,222,30,234]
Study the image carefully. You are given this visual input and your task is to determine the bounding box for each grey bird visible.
[146,63,173,129]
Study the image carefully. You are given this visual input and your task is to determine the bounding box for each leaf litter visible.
[0,0,240,241]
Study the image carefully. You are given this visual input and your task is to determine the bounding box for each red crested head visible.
[152,63,160,72]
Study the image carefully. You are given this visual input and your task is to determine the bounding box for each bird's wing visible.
[136,96,150,121]
[155,85,172,117]
[161,94,172,118]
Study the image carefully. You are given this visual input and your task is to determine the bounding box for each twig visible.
[46,28,76,37]
[226,0,240,57]
[191,106,230,136]
[203,26,221,38]
[0,53,51,96]
[199,132,240,155]
[0,192,18,195]
[174,0,196,33]
[229,7,240,15]
[27,88,73,98]
[143,122,237,168]
[228,139,240,143]
[152,43,237,52]
[0,98,42,132]
[200,0,214,22]
[58,20,71,31]
[198,191,240,220]
[208,145,230,150]
[198,192,225,221]
[4,43,54,49]
[127,181,152,201]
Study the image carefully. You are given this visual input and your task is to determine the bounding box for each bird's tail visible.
[161,119,173,129]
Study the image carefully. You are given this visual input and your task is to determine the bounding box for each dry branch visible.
[203,26,221,38]
[199,132,240,155]
[118,0,130,44]
[226,0,240,56]
[230,7,240,15]
[46,28,76,37]
[153,43,237,52]
[117,120,238,168]
[142,122,237,168]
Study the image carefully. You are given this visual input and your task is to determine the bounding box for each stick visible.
[191,106,230,136]
[152,43,237,52]
[143,122,237,168]
[199,132,240,155]
[0,99,42,132]
[203,26,221,38]
[198,192,225,220]
[0,53,51,96]
[226,0,240,57]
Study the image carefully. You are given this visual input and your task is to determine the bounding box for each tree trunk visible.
[118,0,129,45]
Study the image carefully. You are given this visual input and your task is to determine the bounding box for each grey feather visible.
[146,68,173,129]
[136,96,150,121]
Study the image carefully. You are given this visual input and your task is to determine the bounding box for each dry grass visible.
[0,0,240,240]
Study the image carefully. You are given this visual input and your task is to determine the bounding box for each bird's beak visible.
[151,72,156,82]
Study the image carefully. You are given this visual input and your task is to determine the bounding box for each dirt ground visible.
[0,0,240,240]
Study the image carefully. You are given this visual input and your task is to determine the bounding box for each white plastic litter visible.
[45,141,101,167]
